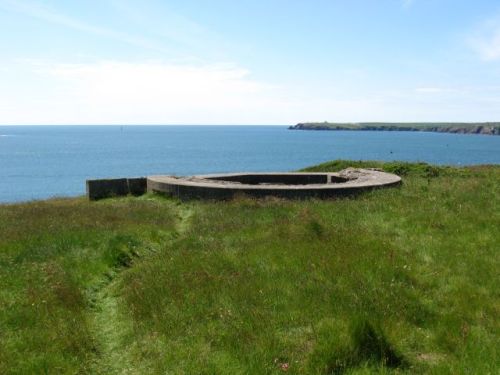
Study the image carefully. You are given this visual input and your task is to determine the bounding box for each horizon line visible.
[1,121,500,126]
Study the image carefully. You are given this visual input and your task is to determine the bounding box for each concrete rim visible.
[147,168,401,199]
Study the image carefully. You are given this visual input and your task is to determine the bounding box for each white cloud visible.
[415,87,465,94]
[468,18,500,61]
[0,60,409,124]
[0,60,287,124]
[2,60,500,125]
[415,87,445,93]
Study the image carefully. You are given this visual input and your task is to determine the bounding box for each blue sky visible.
[1,0,500,124]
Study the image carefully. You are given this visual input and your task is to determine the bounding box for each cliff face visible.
[289,122,500,135]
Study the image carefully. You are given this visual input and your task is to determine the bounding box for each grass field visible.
[290,122,500,135]
[0,161,498,374]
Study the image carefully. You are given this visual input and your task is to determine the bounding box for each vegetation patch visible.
[0,161,498,374]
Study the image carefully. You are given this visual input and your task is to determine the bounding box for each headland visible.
[289,122,500,135]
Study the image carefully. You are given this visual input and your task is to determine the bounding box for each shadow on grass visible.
[103,234,143,269]
[312,318,407,374]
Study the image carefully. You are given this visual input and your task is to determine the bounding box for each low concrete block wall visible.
[86,177,147,200]
[127,178,148,196]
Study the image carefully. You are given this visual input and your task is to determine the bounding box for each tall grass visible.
[0,197,177,374]
[0,161,498,374]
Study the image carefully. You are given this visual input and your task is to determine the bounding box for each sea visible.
[1,125,499,203]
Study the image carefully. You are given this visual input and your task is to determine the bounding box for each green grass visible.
[1,161,499,374]
[291,122,500,135]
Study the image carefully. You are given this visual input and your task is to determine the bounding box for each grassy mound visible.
[0,161,498,374]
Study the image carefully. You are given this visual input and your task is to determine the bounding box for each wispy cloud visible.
[0,60,282,124]
[468,17,500,61]
[0,59,418,124]
[415,87,446,93]
[401,0,415,9]
[107,0,224,56]
[415,87,466,94]
[0,0,176,54]
[4,58,500,124]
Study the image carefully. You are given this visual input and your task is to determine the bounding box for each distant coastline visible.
[289,122,500,135]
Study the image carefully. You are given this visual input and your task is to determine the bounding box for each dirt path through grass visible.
[173,201,195,235]
[1,164,498,373]
[89,274,132,374]
[88,200,195,374]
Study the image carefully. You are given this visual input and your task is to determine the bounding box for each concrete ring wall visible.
[147,169,401,200]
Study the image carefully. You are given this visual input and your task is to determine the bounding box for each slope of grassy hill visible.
[1,161,498,374]
[289,122,500,135]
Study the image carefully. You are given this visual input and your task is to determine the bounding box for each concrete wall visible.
[207,173,331,185]
[86,177,147,200]
[147,170,402,201]
[147,178,364,201]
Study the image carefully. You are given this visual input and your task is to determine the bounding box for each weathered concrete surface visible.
[127,178,148,196]
[147,169,401,200]
[86,177,147,200]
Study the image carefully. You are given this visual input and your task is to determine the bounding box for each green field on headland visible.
[1,161,499,374]
[290,122,500,135]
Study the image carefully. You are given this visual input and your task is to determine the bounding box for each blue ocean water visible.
[1,125,499,203]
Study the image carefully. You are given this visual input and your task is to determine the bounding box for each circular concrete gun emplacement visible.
[147,168,402,200]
